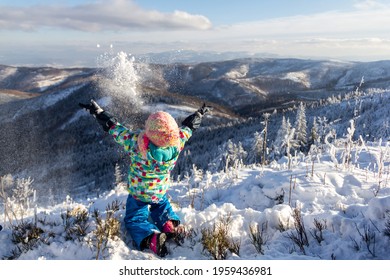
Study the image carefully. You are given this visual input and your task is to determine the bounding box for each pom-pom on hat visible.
[145,111,180,148]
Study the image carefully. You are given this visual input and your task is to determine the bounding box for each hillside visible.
[2,57,390,115]
[0,141,389,260]
[0,55,390,203]
[153,58,390,115]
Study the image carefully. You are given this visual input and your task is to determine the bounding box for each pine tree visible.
[208,142,230,173]
[274,116,299,158]
[317,116,331,144]
[309,117,319,147]
[282,126,298,169]
[211,139,248,172]
[273,116,289,157]
[294,102,308,152]
[248,131,264,164]
[226,140,247,169]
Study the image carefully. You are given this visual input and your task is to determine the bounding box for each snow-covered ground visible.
[1,142,389,261]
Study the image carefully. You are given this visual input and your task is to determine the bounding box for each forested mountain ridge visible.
[2,58,390,113]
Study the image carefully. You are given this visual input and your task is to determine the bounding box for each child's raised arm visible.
[181,103,213,131]
[79,99,117,132]
[79,99,136,151]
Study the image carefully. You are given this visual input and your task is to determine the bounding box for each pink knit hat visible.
[144,111,180,148]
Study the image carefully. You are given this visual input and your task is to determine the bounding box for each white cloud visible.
[214,8,390,40]
[91,5,390,61]
[353,0,389,10]
[0,0,212,32]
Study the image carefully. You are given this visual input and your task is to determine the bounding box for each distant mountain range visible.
[134,50,280,64]
[2,57,390,115]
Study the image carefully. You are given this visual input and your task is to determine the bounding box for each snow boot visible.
[163,220,186,245]
[149,232,168,257]
[163,220,185,237]
[162,220,176,235]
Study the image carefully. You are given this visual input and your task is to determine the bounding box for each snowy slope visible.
[1,55,390,209]
[1,55,390,261]
[1,142,389,260]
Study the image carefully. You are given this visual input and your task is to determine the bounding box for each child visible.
[79,100,211,257]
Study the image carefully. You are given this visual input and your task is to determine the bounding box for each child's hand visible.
[79,99,104,116]
[182,103,212,131]
[79,99,117,131]
[197,103,213,116]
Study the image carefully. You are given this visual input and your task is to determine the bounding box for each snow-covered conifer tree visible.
[273,115,299,167]
[317,116,331,144]
[248,131,264,164]
[273,116,289,157]
[309,117,319,147]
[294,102,308,152]
[283,127,298,169]
[228,141,247,169]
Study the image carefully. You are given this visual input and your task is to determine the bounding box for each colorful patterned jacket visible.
[109,122,192,203]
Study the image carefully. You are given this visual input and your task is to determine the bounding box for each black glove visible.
[182,103,212,131]
[79,99,104,115]
[197,103,213,116]
[79,99,117,132]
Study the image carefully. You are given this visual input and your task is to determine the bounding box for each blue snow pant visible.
[124,194,180,250]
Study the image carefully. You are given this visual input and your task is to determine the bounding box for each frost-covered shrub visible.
[91,199,122,260]
[61,206,90,241]
[201,214,240,260]
[249,221,268,254]
[310,218,327,244]
[0,175,35,225]
[285,207,309,254]
[6,221,52,260]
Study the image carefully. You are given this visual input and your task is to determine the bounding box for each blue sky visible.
[1,0,390,66]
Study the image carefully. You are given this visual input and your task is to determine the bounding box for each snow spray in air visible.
[96,51,144,111]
